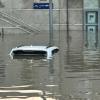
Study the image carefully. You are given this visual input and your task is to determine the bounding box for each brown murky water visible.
[0,30,100,100]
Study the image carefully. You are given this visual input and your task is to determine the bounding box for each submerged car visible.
[9,45,59,59]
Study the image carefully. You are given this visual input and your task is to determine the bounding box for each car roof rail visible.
[46,45,52,48]
[17,44,24,48]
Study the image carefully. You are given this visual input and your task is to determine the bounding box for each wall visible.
[84,0,99,9]
[68,0,83,30]
[0,0,83,32]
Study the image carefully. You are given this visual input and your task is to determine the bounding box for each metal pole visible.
[1,27,4,38]
[66,0,69,43]
[49,0,53,46]
[66,0,69,33]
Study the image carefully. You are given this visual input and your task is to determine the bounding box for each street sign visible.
[33,3,53,9]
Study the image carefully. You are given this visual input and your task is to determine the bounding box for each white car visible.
[9,45,59,59]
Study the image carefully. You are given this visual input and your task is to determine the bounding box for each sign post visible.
[33,0,54,46]
[49,0,53,46]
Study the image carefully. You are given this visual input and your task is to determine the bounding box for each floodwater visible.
[0,30,100,100]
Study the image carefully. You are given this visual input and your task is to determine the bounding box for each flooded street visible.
[0,30,100,100]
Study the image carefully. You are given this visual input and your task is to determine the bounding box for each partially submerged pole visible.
[66,0,69,43]
[1,27,4,38]
[49,0,54,46]
[66,0,69,35]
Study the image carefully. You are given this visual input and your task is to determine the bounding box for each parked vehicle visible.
[10,45,59,59]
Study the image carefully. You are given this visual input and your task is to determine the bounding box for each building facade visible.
[0,0,99,31]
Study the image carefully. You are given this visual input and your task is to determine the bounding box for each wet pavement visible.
[0,30,100,100]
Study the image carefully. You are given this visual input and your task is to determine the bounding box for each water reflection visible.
[84,50,100,69]
[46,59,59,99]
[13,55,60,99]
[84,28,98,49]
[62,30,100,100]
[0,59,6,84]
[84,30,100,71]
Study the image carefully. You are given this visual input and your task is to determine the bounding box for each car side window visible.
[52,49,59,54]
[33,51,47,54]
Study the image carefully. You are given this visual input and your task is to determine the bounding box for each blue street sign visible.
[33,3,53,9]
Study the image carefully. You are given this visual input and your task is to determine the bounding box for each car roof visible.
[11,45,59,51]
[12,46,47,51]
[16,46,47,50]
